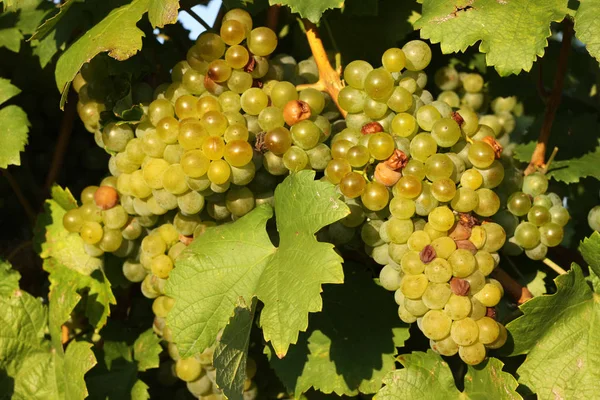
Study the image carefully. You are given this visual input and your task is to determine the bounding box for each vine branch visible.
[298,20,347,117]
[491,267,533,305]
[181,2,211,31]
[2,169,36,225]
[525,18,573,175]
[266,5,281,32]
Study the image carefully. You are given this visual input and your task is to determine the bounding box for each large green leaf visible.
[269,0,344,23]
[166,171,349,359]
[415,0,570,76]
[55,0,150,106]
[580,231,600,277]
[376,351,521,399]
[148,0,180,28]
[214,298,257,400]
[268,267,410,397]
[574,0,600,62]
[0,78,29,169]
[0,28,23,52]
[506,265,600,399]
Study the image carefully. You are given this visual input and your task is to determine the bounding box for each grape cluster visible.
[503,173,569,260]
[329,41,513,365]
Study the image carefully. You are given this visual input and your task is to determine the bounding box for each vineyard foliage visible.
[1,0,600,399]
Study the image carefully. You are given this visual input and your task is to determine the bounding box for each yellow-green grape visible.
[389,197,415,220]
[270,81,298,108]
[444,293,471,320]
[391,113,418,137]
[130,170,152,198]
[182,69,205,95]
[102,123,134,152]
[222,7,252,32]
[202,136,225,160]
[461,168,483,190]
[402,40,432,71]
[344,60,373,90]
[523,172,549,197]
[410,133,438,162]
[161,164,188,195]
[367,132,395,160]
[400,274,428,300]
[428,206,455,232]
[248,27,277,56]
[325,159,352,184]
[462,73,484,93]
[98,228,123,252]
[422,283,452,309]
[475,188,500,217]
[156,117,179,144]
[299,88,326,115]
[219,92,241,114]
[387,87,413,113]
[431,178,456,202]
[224,44,249,69]
[282,146,308,172]
[403,159,425,180]
[421,309,452,340]
[338,86,365,114]
[164,144,184,164]
[450,317,479,346]
[394,176,422,199]
[361,181,389,211]
[291,120,321,150]
[227,70,253,94]
[196,95,221,117]
[404,298,428,316]
[102,205,128,229]
[195,32,225,61]
[174,95,198,120]
[382,47,406,72]
[80,203,102,222]
[81,185,98,204]
[220,19,246,46]
[339,172,366,198]
[80,221,103,244]
[437,91,460,108]
[224,124,249,143]
[416,105,441,131]
[331,139,353,160]
[226,187,255,217]
[431,336,459,356]
[151,254,174,279]
[63,209,84,232]
[124,138,145,164]
[208,159,231,184]
[152,295,175,318]
[207,59,232,83]
[180,149,210,178]
[539,222,564,247]
[224,140,253,167]
[240,88,268,115]
[178,118,208,150]
[258,106,285,132]
[459,342,486,365]
[142,130,167,157]
[473,283,503,307]
[401,251,424,274]
[149,98,175,126]
[477,317,500,344]
[143,158,169,189]
[346,145,370,167]
[407,230,431,251]
[468,141,495,169]
[186,46,208,72]
[201,110,228,136]
[364,68,395,101]
[424,153,453,181]
[431,118,461,147]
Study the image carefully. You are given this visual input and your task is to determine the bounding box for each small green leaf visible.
[55,0,149,107]
[0,259,21,296]
[0,28,23,53]
[0,105,30,169]
[166,170,349,359]
[415,0,569,76]
[376,351,521,399]
[269,0,345,23]
[133,329,162,371]
[214,298,257,400]
[148,0,180,28]
[30,0,78,41]
[506,265,600,400]
[513,141,536,163]
[580,231,600,277]
[268,267,410,397]
[574,0,600,62]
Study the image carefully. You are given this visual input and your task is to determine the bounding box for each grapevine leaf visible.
[376,351,521,399]
[166,170,349,359]
[35,186,103,275]
[415,0,569,76]
[0,28,22,52]
[574,0,600,62]
[268,0,345,23]
[268,267,410,397]
[45,258,116,349]
[580,231,600,277]
[506,265,600,400]
[29,0,78,41]
[0,105,29,169]
[133,329,162,371]
[512,141,536,163]
[55,0,149,107]
[214,298,257,400]
[148,0,180,28]
[0,78,21,106]
[131,380,150,400]
[0,259,21,296]
[525,270,547,297]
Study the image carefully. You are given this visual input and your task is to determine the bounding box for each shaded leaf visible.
[133,329,162,372]
[0,259,21,296]
[0,105,29,169]
[269,0,345,23]
[580,231,600,277]
[29,0,78,41]
[574,0,600,63]
[0,28,23,52]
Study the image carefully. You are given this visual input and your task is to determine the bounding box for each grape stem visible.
[266,5,281,31]
[43,91,76,198]
[181,1,211,31]
[2,169,36,225]
[298,20,347,117]
[491,267,533,305]
[543,257,567,275]
[525,18,573,175]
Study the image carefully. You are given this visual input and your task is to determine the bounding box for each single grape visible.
[343,60,373,89]
[458,342,486,365]
[364,68,395,101]
[283,146,309,172]
[339,172,367,199]
[402,40,432,71]
[539,222,564,247]
[421,309,452,340]
[507,192,532,216]
[361,182,390,211]
[523,172,549,197]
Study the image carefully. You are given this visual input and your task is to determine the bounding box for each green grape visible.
[477,317,500,345]
[539,222,564,247]
[404,298,429,316]
[283,146,309,172]
[428,206,455,232]
[291,120,321,150]
[207,159,231,184]
[223,124,249,143]
[424,223,446,240]
[186,174,211,192]
[424,153,453,181]
[444,294,471,320]
[402,40,431,71]
[422,283,452,309]
[421,309,452,340]
[102,205,128,229]
[80,203,102,222]
[469,297,486,320]
[549,205,570,227]
[473,283,502,307]
[431,178,456,202]
[220,19,246,46]
[437,91,460,107]
[464,270,486,295]
[391,113,417,137]
[468,141,495,169]
[178,190,205,215]
[125,138,146,165]
[400,251,424,274]
[431,335,459,356]
[414,182,439,216]
[98,228,123,252]
[195,32,225,61]
[460,169,482,191]
[147,197,168,215]
[430,236,456,259]
[368,132,395,160]
[393,176,422,199]
[450,187,478,213]
[364,68,395,101]
[149,98,175,126]
[431,118,461,148]
[507,191,531,216]
[398,303,418,323]
[172,212,199,236]
[299,88,325,114]
[343,60,373,89]
[475,250,496,276]
[527,205,551,226]
[481,223,506,252]
[389,197,416,219]
[339,172,366,198]
[306,143,332,171]
[400,274,428,299]
[222,7,252,31]
[264,127,292,155]
[201,110,228,136]
[158,224,179,247]
[522,172,548,196]
[181,149,210,178]
[477,160,504,189]
[469,226,486,250]
[114,152,139,174]
[474,188,500,217]
[325,159,351,184]
[140,274,160,299]
[142,130,167,157]
[182,69,206,95]
[160,164,187,195]
[102,123,134,152]
[331,139,353,160]
[219,92,241,114]
[142,234,167,257]
[462,73,484,93]
[401,159,425,180]
[224,140,253,167]
[155,117,179,144]
[547,193,563,207]
[409,133,437,162]
[361,220,384,247]
[263,151,288,175]
[150,254,174,279]
[257,107,284,132]
[386,87,413,113]
[226,187,255,217]
[250,56,270,79]
[196,96,221,117]
[382,47,406,72]
[123,261,147,283]
[450,317,479,346]
[174,95,198,120]
[338,86,365,113]
[448,248,476,278]
[63,209,84,233]
[379,265,402,291]
[248,27,277,56]
[407,230,431,252]
[386,218,414,245]
[152,295,175,318]
[226,70,252,94]
[240,88,268,115]
[271,81,298,108]
[346,145,370,167]
[424,258,452,283]
[176,357,203,382]
[415,105,440,132]
[458,342,486,365]
[361,182,389,211]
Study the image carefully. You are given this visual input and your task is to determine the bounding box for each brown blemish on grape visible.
[420,245,436,263]
[449,222,471,241]
[486,307,497,319]
[252,79,263,88]
[94,186,118,210]
[459,212,480,228]
[482,136,503,159]
[179,234,193,245]
[450,277,470,296]
[361,122,384,134]
[283,100,311,126]
[243,55,256,72]
[455,239,478,254]
[374,163,402,187]
[384,149,409,171]
[254,132,266,152]
[451,111,464,126]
